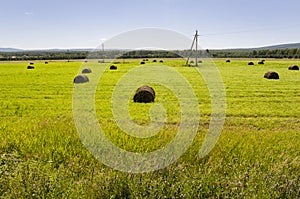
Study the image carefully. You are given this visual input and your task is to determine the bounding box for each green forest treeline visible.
[0,48,299,60]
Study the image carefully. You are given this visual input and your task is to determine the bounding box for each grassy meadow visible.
[0,59,299,198]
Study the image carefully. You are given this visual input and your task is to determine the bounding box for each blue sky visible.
[0,0,299,49]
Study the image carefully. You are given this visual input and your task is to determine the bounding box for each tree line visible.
[209,48,300,59]
[0,48,299,61]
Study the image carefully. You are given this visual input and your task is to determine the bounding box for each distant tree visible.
[252,50,257,57]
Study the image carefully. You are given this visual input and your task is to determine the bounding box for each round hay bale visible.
[288,65,299,70]
[159,60,163,63]
[152,60,157,62]
[198,60,202,63]
[226,59,230,63]
[258,61,264,64]
[110,65,117,70]
[29,62,34,65]
[190,60,194,64]
[140,61,145,64]
[248,62,254,65]
[27,65,34,69]
[74,75,89,84]
[82,68,92,73]
[264,71,279,79]
[145,59,149,61]
[133,86,155,103]
[45,61,48,64]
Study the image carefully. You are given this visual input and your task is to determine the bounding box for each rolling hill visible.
[256,42,300,50]
[0,48,23,52]
[1,42,300,52]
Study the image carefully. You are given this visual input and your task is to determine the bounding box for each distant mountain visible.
[23,48,94,52]
[0,48,95,52]
[256,42,300,50]
[1,42,299,52]
[224,42,300,51]
[0,48,24,52]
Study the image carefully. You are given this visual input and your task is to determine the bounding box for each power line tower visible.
[102,42,105,63]
[186,30,199,66]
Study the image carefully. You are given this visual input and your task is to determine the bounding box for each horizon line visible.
[1,41,300,52]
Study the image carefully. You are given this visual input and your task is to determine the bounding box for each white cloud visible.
[25,12,33,15]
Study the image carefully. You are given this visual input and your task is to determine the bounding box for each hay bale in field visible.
[27,65,34,69]
[264,71,279,79]
[110,65,117,70]
[288,65,299,70]
[29,62,34,65]
[248,62,254,65]
[145,59,149,61]
[258,61,264,64]
[159,60,163,63]
[74,75,89,84]
[133,85,155,103]
[153,60,157,62]
[226,59,230,63]
[198,60,202,63]
[82,68,92,73]
[140,61,145,64]
[45,61,48,64]
[84,60,88,63]
[190,60,194,64]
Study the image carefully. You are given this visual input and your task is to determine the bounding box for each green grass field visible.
[0,59,299,198]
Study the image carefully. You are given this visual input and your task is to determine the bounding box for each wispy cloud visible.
[25,12,33,15]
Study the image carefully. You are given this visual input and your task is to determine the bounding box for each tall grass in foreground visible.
[0,60,299,198]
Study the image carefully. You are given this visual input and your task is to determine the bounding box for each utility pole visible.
[186,30,199,66]
[102,43,105,63]
[195,30,198,66]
